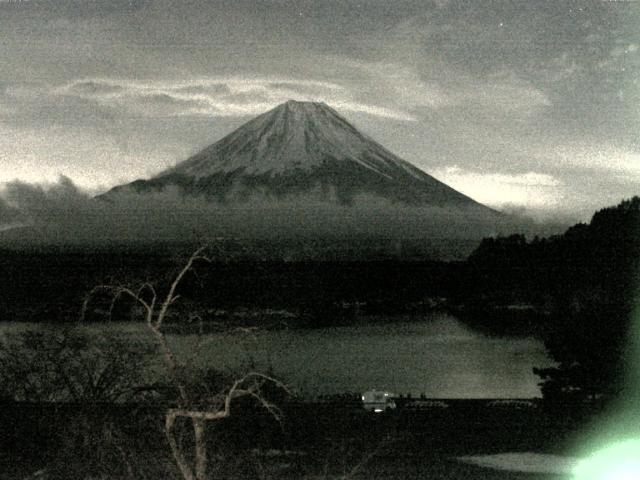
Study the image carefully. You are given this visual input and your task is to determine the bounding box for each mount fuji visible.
[106,100,494,211]
[0,101,511,251]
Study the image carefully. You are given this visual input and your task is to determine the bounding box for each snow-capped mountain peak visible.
[108,100,491,208]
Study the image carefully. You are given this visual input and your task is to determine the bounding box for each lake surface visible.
[2,314,554,399]
[180,314,553,398]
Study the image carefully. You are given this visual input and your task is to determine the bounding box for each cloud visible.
[50,77,415,121]
[333,41,550,117]
[472,70,551,111]
[66,80,126,96]
[535,143,640,183]
[432,166,563,209]
[344,60,451,109]
[0,176,553,248]
[0,120,180,189]
[0,198,21,227]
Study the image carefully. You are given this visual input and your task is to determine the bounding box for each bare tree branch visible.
[81,285,153,324]
[155,246,209,330]
[80,246,289,480]
[165,414,196,480]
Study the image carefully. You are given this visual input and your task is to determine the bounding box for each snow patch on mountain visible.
[166,100,419,180]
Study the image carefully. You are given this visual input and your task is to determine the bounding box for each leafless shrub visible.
[0,327,157,403]
[82,247,290,480]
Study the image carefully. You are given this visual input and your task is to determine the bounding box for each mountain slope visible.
[106,100,493,209]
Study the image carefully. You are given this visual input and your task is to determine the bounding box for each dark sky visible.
[1,0,638,219]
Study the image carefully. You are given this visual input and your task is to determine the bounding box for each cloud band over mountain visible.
[0,176,565,250]
[44,77,417,121]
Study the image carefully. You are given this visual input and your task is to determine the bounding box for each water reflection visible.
[177,314,553,399]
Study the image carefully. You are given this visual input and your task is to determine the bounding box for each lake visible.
[1,314,554,399]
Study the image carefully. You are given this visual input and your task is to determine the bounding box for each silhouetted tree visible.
[83,247,288,480]
[469,197,640,403]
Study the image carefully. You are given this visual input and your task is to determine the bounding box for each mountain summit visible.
[107,100,489,208]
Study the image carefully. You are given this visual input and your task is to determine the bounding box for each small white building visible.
[361,390,396,413]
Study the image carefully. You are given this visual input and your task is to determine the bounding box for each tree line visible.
[466,197,640,406]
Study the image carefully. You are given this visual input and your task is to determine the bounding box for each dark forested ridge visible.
[0,247,464,325]
[2,198,637,327]
[467,196,640,307]
[465,197,640,404]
